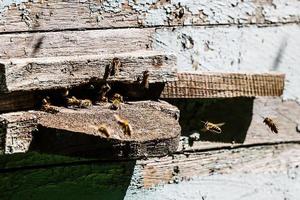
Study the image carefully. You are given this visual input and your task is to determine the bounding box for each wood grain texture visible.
[161,72,285,98]
[0,101,181,158]
[0,111,37,154]
[131,143,300,188]
[0,0,299,32]
[0,28,153,59]
[0,51,177,92]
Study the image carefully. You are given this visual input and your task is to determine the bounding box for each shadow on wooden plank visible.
[166,97,254,143]
[0,152,135,200]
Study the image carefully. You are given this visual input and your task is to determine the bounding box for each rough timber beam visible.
[0,51,177,93]
[161,72,285,98]
[0,101,181,158]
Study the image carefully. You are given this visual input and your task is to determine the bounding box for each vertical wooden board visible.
[153,24,300,102]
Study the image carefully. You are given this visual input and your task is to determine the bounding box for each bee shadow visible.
[166,97,254,143]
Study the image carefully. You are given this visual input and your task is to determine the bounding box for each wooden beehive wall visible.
[0,1,300,200]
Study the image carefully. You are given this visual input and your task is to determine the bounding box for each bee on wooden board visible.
[263,117,278,134]
[141,70,150,89]
[200,121,225,134]
[111,57,122,76]
[110,93,123,110]
[41,96,59,114]
[97,123,111,138]
[114,114,132,136]
[66,96,92,108]
[98,83,111,102]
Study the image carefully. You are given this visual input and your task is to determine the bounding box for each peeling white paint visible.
[125,170,300,200]
[153,24,300,102]
[0,0,28,14]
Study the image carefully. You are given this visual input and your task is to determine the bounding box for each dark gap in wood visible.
[165,97,254,143]
[0,21,295,36]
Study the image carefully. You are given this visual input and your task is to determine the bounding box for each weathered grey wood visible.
[0,111,37,154]
[0,28,153,59]
[161,72,285,98]
[0,51,177,92]
[131,143,300,188]
[0,0,299,32]
[0,101,181,158]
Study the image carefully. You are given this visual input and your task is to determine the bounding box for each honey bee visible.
[200,121,225,134]
[66,96,92,108]
[110,99,121,110]
[41,96,59,114]
[141,70,150,89]
[263,117,278,134]
[111,93,123,102]
[98,83,111,102]
[79,99,92,108]
[97,123,110,137]
[110,57,122,76]
[114,114,132,136]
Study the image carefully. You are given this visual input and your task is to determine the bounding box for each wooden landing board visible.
[0,101,181,159]
[0,50,177,92]
[161,72,285,98]
[0,0,299,33]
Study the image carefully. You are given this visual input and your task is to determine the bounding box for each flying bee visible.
[263,117,278,134]
[97,123,110,137]
[200,121,225,134]
[98,83,111,102]
[41,96,59,114]
[141,70,150,89]
[114,114,132,136]
[110,57,122,76]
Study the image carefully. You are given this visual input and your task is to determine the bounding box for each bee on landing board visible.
[97,123,111,137]
[200,121,225,134]
[114,114,132,136]
[98,83,111,102]
[66,96,92,108]
[263,117,278,134]
[110,93,123,110]
[111,57,122,76]
[41,96,59,114]
[141,70,150,89]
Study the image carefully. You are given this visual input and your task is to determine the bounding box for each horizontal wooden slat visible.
[0,51,177,92]
[0,0,299,33]
[0,101,180,158]
[0,28,152,59]
[161,72,285,98]
[131,143,300,188]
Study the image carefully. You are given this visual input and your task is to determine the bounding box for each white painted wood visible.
[0,0,299,32]
[153,24,300,101]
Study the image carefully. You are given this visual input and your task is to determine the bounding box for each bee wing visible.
[215,123,225,127]
[200,128,208,132]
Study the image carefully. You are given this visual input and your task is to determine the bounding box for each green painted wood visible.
[0,152,135,200]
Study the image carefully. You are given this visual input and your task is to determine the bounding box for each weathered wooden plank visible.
[161,72,285,98]
[0,101,181,158]
[0,28,153,59]
[153,24,300,102]
[0,51,177,92]
[130,143,300,188]
[0,0,299,32]
[0,111,37,154]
